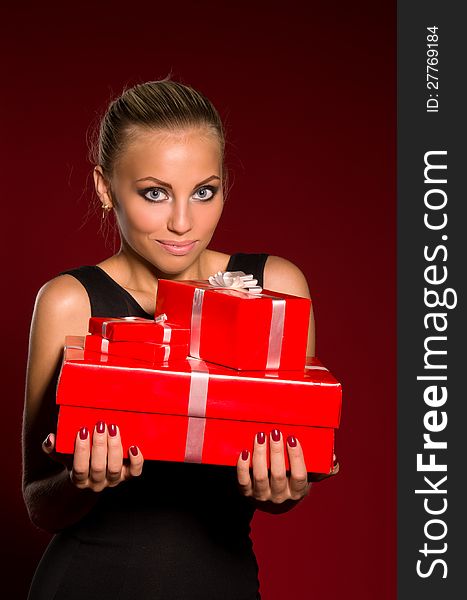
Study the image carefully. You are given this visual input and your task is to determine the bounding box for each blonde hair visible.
[89,79,226,183]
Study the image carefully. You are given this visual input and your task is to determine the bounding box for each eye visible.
[139,187,169,203]
[193,186,217,201]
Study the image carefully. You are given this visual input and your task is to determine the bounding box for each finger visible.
[71,426,91,486]
[307,454,341,482]
[269,429,288,499]
[331,453,340,476]
[125,445,144,478]
[286,436,311,499]
[89,421,108,485]
[252,432,270,500]
[106,424,123,486]
[236,449,253,497]
[42,433,73,469]
[42,433,55,455]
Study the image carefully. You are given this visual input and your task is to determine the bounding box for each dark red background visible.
[1,2,396,598]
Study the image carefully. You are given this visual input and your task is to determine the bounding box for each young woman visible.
[23,79,332,599]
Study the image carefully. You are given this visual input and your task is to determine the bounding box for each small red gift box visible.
[88,316,190,345]
[84,335,188,364]
[155,278,311,370]
[55,337,341,474]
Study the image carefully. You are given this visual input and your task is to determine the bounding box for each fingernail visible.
[79,427,88,440]
[271,429,281,442]
[108,424,117,437]
[129,445,138,456]
[241,449,249,461]
[96,421,105,434]
[256,432,265,445]
[287,435,297,448]
[44,434,52,447]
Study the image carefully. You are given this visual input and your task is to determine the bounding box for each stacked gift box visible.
[56,271,342,474]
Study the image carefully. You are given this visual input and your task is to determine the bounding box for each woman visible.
[23,79,326,599]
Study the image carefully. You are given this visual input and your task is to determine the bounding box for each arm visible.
[22,275,100,532]
[22,276,144,533]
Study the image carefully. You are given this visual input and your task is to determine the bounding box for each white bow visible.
[208,271,262,294]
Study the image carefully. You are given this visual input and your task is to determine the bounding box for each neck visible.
[107,240,208,294]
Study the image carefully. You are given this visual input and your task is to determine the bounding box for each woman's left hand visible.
[236,430,311,506]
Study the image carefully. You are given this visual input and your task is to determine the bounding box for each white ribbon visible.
[266,299,286,369]
[189,288,204,359]
[161,323,172,344]
[184,359,210,463]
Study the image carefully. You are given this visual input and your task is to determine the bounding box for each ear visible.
[93,166,114,208]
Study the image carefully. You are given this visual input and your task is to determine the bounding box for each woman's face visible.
[99,127,224,276]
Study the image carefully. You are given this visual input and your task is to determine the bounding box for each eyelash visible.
[138,185,218,203]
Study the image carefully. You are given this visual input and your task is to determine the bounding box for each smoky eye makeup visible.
[137,187,169,203]
[137,184,219,203]
[193,185,218,201]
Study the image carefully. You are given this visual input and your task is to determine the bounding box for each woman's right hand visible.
[42,422,144,492]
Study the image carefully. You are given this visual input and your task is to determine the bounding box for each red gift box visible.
[88,316,190,345]
[56,338,341,474]
[84,335,188,364]
[57,406,335,473]
[155,278,311,371]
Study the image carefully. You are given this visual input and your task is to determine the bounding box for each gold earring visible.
[101,204,112,220]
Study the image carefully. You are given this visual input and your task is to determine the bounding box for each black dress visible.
[28,253,269,600]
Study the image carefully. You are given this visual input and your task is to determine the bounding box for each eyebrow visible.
[135,175,221,189]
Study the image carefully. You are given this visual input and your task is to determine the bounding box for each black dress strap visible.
[225,253,269,288]
[60,265,153,319]
[61,255,269,318]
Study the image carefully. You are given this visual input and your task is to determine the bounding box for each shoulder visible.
[263,255,311,298]
[35,274,88,313]
[33,274,91,337]
[26,275,91,419]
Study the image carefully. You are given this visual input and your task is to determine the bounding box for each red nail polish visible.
[108,424,117,437]
[241,449,249,461]
[96,421,105,434]
[44,434,52,447]
[287,435,297,448]
[271,429,281,442]
[256,432,265,445]
[129,446,138,456]
[79,427,88,440]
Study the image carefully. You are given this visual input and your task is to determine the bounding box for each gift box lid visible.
[156,278,311,324]
[88,316,190,344]
[57,337,342,429]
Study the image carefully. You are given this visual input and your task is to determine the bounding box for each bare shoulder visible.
[31,275,91,348]
[25,275,91,424]
[263,255,311,298]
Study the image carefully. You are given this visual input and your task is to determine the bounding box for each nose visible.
[167,199,193,236]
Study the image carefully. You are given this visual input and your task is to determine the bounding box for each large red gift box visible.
[155,279,311,371]
[88,316,190,345]
[84,335,188,364]
[55,337,341,474]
